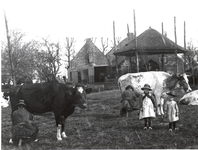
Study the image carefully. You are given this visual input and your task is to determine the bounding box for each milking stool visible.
[17,136,31,146]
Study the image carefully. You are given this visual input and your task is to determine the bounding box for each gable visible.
[70,39,108,70]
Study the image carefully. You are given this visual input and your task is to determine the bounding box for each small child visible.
[139,84,156,129]
[164,91,179,132]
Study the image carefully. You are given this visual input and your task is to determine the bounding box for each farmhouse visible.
[68,38,109,84]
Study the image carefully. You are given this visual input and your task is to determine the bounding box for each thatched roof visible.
[114,28,187,56]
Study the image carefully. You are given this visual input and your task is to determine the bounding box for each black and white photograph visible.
[1,0,198,149]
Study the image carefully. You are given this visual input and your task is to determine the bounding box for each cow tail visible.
[118,81,121,93]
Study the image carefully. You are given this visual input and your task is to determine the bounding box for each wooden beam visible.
[134,9,139,72]
[162,22,164,35]
[127,24,132,73]
[127,24,130,41]
[129,56,132,72]
[113,21,119,76]
[115,56,119,75]
[4,12,16,86]
[183,21,186,72]
[174,16,178,73]
[113,21,116,49]
[161,22,164,71]
[174,16,177,44]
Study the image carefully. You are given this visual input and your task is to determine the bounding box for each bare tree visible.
[186,40,198,68]
[100,37,111,65]
[100,37,109,54]
[65,37,75,69]
[4,13,16,86]
[2,29,63,84]
[185,39,198,86]
[116,37,121,46]
[91,37,97,44]
[110,37,121,49]
[36,38,62,82]
[1,29,41,85]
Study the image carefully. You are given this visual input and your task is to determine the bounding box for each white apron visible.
[139,96,156,119]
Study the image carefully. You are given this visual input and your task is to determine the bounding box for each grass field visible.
[1,89,198,149]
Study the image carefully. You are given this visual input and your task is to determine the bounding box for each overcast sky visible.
[1,0,198,75]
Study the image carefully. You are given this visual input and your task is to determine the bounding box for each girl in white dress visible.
[164,91,179,132]
[139,84,156,129]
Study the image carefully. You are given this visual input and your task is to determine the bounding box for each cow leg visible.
[57,124,62,141]
[9,138,13,144]
[124,109,128,117]
[160,97,165,115]
[155,95,162,115]
[54,114,62,141]
[61,115,67,138]
[18,138,22,146]
[126,111,128,117]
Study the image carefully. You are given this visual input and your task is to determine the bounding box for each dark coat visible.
[139,92,157,109]
[121,89,138,109]
[11,108,38,142]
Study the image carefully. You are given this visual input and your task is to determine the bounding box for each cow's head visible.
[70,84,92,109]
[176,73,192,92]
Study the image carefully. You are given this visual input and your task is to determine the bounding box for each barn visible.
[68,38,109,84]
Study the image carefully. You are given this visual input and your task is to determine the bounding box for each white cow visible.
[179,90,198,105]
[118,71,192,115]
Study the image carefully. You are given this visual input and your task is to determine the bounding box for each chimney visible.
[127,33,134,40]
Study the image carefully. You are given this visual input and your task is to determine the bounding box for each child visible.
[139,84,156,129]
[164,91,179,132]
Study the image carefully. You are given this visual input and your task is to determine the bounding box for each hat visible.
[16,100,26,107]
[166,91,177,97]
[141,84,152,91]
[125,85,133,90]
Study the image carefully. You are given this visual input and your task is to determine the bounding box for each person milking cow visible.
[119,85,138,117]
[9,100,39,146]
[139,84,157,129]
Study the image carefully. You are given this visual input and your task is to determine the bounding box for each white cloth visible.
[164,100,179,122]
[139,96,156,119]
